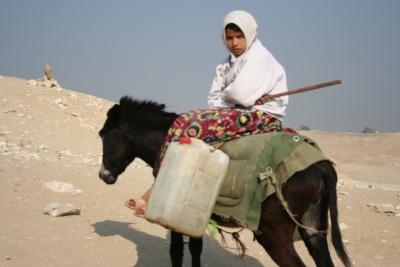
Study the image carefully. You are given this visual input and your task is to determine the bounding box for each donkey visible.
[98,96,351,267]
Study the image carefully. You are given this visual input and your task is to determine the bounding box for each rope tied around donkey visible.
[259,167,328,236]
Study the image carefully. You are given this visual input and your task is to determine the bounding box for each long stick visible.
[256,80,342,105]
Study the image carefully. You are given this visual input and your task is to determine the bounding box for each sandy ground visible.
[0,76,399,267]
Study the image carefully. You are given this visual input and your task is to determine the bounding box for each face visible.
[225,28,247,57]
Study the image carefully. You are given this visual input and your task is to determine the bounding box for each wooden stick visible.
[255,80,342,105]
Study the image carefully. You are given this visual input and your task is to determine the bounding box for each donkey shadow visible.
[92,220,264,267]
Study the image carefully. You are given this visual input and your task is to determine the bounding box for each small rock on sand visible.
[367,203,395,215]
[27,79,38,86]
[339,223,349,230]
[42,202,80,217]
[43,181,82,196]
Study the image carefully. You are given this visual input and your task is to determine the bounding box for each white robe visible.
[207,39,288,119]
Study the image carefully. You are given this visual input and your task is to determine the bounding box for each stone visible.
[27,79,38,86]
[43,181,82,196]
[54,98,67,107]
[42,202,80,216]
[355,183,371,189]
[395,205,400,216]
[379,204,395,214]
[339,223,349,230]
[70,112,80,117]
[44,64,53,80]
[367,203,395,215]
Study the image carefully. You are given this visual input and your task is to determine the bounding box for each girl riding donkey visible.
[126,10,294,217]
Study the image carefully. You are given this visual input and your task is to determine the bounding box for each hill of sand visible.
[0,76,399,266]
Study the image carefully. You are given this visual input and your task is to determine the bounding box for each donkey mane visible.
[119,96,178,129]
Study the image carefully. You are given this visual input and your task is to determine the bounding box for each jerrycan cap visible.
[179,137,192,144]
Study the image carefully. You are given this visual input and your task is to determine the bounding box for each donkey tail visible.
[321,161,352,267]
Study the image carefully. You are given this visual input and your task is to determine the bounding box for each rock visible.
[43,181,82,196]
[70,112,80,117]
[27,79,38,86]
[54,98,67,108]
[355,183,372,189]
[44,64,53,80]
[339,191,349,196]
[367,203,395,215]
[42,202,80,216]
[395,205,400,216]
[69,93,77,99]
[339,223,349,230]
[379,204,395,214]
[38,145,48,152]
[342,239,350,244]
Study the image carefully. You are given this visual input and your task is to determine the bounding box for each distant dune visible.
[1,75,399,266]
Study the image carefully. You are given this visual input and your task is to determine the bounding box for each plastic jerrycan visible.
[145,137,229,237]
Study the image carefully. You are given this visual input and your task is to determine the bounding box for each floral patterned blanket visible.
[160,108,295,162]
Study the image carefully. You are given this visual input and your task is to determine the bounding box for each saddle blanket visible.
[213,132,328,231]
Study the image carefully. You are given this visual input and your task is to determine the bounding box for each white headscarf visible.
[222,10,258,52]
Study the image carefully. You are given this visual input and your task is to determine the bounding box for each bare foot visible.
[125,198,146,217]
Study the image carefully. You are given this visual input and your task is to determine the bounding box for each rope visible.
[211,141,225,151]
[260,170,327,235]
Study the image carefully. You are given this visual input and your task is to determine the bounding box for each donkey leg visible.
[188,237,203,267]
[170,231,184,267]
[257,196,306,267]
[298,187,334,267]
[255,228,305,267]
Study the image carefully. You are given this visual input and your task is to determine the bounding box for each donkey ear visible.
[107,104,121,120]
[102,104,121,132]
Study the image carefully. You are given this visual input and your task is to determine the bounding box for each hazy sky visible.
[1,1,399,132]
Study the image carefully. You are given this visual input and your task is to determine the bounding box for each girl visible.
[127,10,290,216]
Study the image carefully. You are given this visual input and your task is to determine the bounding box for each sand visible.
[1,76,399,266]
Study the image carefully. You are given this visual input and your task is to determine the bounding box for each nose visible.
[99,164,116,184]
[232,37,239,47]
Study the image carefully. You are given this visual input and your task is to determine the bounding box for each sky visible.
[1,1,399,132]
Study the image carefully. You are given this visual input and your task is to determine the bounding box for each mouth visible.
[99,165,117,184]
[232,49,243,55]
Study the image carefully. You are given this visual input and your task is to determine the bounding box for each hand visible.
[255,96,266,105]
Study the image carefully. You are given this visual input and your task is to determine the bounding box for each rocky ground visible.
[0,76,399,266]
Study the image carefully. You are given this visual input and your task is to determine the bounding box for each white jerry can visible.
[144,138,229,237]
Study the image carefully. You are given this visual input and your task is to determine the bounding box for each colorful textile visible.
[160,108,295,162]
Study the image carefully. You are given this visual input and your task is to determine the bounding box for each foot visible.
[126,198,146,217]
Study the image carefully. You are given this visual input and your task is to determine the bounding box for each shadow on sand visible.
[92,220,264,267]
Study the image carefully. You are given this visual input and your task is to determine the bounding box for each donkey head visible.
[98,103,136,184]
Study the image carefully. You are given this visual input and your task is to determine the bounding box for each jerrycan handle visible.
[179,137,192,144]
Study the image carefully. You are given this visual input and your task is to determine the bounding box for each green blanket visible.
[213,132,328,231]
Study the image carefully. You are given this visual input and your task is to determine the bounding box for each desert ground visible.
[0,75,399,266]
